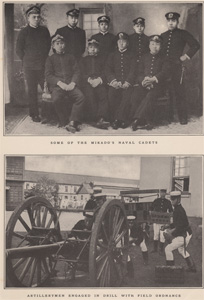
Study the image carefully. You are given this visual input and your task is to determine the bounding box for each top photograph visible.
[4,2,203,136]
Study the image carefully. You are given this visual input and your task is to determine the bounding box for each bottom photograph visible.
[5,155,202,288]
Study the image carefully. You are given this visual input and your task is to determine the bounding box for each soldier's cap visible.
[160,189,167,193]
[93,186,102,194]
[149,35,163,44]
[165,12,180,20]
[51,34,64,44]
[94,192,106,198]
[97,15,110,24]
[66,8,80,17]
[127,215,136,220]
[26,5,41,16]
[170,191,181,198]
[88,38,99,47]
[117,32,129,41]
[133,17,145,25]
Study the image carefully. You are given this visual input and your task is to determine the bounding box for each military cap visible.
[149,35,163,43]
[170,191,181,197]
[88,38,99,47]
[26,5,41,16]
[160,189,167,193]
[133,17,145,25]
[97,15,110,24]
[51,34,64,44]
[127,215,136,220]
[66,8,80,17]
[165,12,180,20]
[116,32,129,41]
[93,186,102,194]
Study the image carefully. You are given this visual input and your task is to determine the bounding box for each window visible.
[80,8,104,41]
[172,157,190,192]
[26,183,29,189]
[81,195,83,200]
[65,186,68,192]
[74,186,78,193]
[65,196,68,199]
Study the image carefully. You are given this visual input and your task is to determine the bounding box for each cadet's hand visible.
[57,81,68,91]
[66,82,76,91]
[91,77,102,88]
[111,80,120,89]
[122,81,130,89]
[180,54,189,62]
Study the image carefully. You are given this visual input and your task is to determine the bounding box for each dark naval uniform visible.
[129,33,149,62]
[169,204,192,238]
[161,27,200,123]
[55,26,86,61]
[105,48,136,122]
[91,32,116,60]
[80,54,109,122]
[151,197,173,213]
[16,24,50,117]
[131,52,170,123]
[45,53,84,125]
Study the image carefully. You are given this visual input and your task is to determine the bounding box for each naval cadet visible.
[129,17,149,63]
[91,15,116,61]
[55,9,86,61]
[16,5,51,122]
[161,12,200,125]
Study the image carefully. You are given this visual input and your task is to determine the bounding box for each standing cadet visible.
[130,35,170,131]
[16,5,51,122]
[91,15,115,61]
[150,189,173,253]
[105,32,135,128]
[129,17,149,63]
[161,12,200,125]
[164,191,196,272]
[55,9,86,61]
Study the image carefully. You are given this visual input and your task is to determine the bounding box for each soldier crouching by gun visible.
[163,191,196,272]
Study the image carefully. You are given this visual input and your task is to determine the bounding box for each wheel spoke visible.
[41,208,48,228]
[100,258,109,287]
[27,206,35,227]
[28,258,37,287]
[46,214,54,228]
[13,257,27,271]
[19,257,34,282]
[115,229,127,245]
[36,207,41,227]
[97,256,108,281]
[112,207,121,233]
[97,240,108,249]
[13,232,26,240]
[18,216,31,232]
[96,250,108,263]
[36,258,41,285]
[101,221,109,243]
[113,216,125,240]
[41,257,49,274]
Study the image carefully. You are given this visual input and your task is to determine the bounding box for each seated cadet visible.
[129,17,149,63]
[105,32,136,128]
[91,15,115,61]
[130,35,170,131]
[79,39,110,129]
[45,34,85,133]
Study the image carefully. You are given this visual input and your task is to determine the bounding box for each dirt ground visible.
[43,217,202,288]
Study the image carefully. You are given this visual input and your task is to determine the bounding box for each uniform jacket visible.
[129,223,144,245]
[161,28,200,63]
[91,32,116,58]
[170,204,192,237]
[79,54,106,84]
[105,49,136,85]
[150,197,173,213]
[55,26,86,60]
[16,25,51,70]
[129,33,149,62]
[138,52,170,86]
[45,53,80,90]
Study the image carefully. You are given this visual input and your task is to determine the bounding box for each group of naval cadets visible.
[16,6,200,133]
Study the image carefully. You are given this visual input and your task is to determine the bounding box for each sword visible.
[180,65,186,85]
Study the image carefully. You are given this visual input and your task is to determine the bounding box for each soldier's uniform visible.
[45,35,85,131]
[55,9,86,61]
[129,17,149,63]
[91,15,116,61]
[130,36,170,130]
[105,32,136,125]
[165,191,196,272]
[79,39,109,125]
[161,12,200,124]
[16,6,51,121]
[150,189,173,252]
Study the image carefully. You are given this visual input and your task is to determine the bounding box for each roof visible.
[24,170,139,187]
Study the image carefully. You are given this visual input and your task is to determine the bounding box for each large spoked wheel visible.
[6,196,61,287]
[89,199,129,287]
